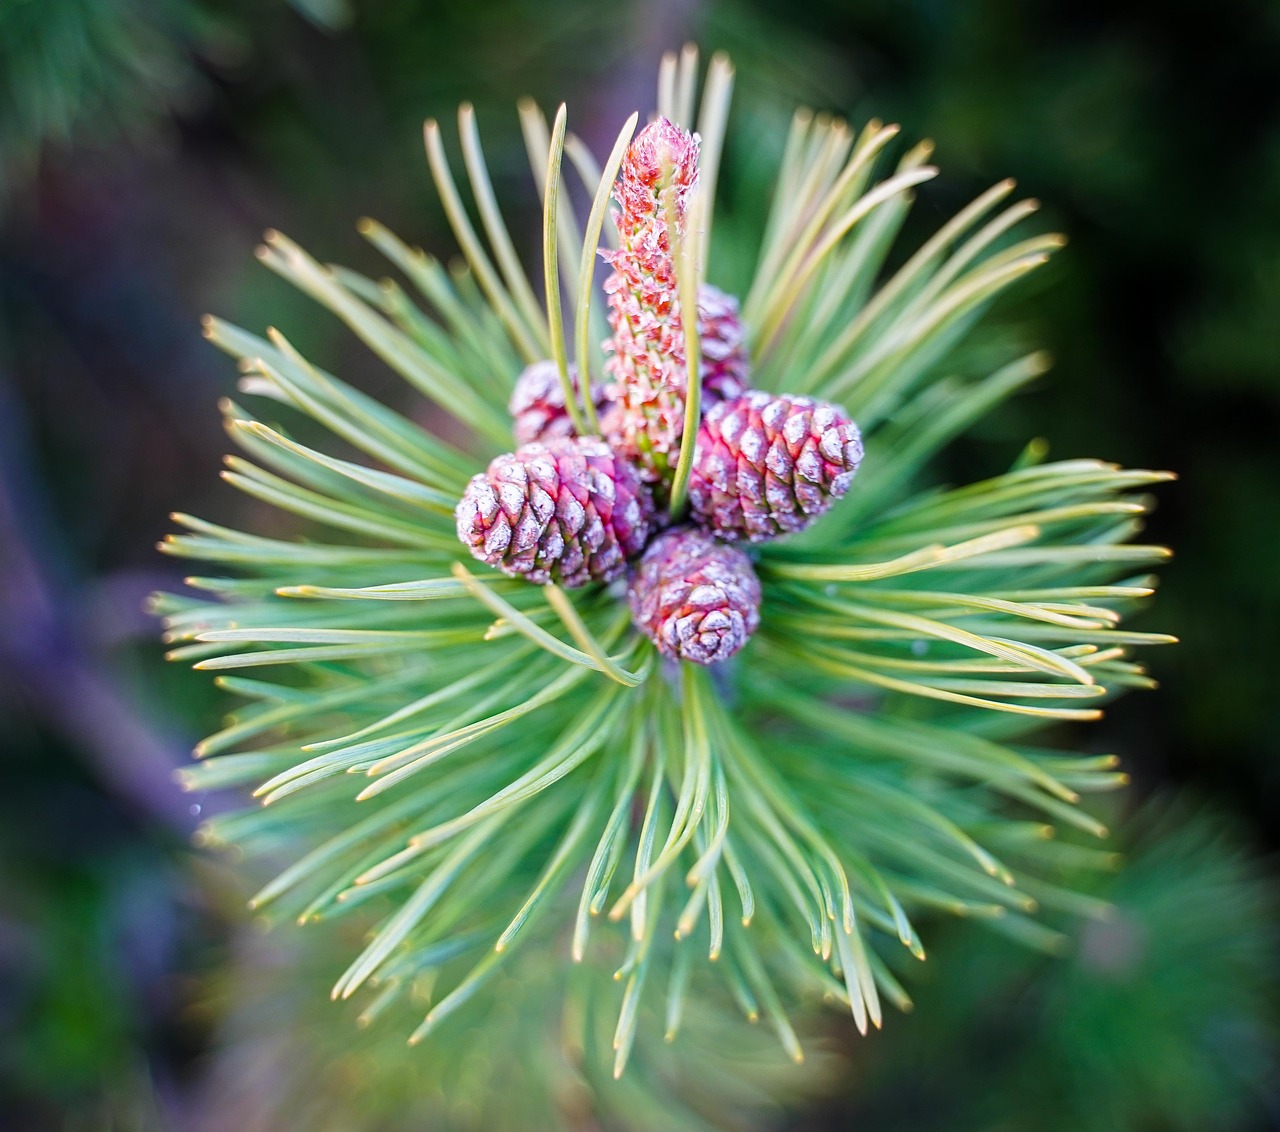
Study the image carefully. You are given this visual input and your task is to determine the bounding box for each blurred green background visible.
[1,0,1277,1128]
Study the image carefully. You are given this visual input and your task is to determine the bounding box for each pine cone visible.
[456,437,652,587]
[509,360,610,446]
[600,283,750,418]
[628,527,761,665]
[697,284,751,408]
[688,391,864,542]
[602,118,700,484]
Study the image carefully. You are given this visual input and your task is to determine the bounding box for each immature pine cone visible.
[509,360,610,446]
[688,391,864,542]
[599,283,752,433]
[602,118,700,483]
[628,527,762,665]
[696,284,751,408]
[456,437,651,587]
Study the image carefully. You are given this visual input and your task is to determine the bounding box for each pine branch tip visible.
[160,52,1177,1058]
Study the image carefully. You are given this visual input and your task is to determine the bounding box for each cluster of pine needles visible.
[153,46,1173,1074]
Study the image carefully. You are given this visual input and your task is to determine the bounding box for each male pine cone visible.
[601,117,700,484]
[628,527,761,665]
[455,437,652,587]
[512,285,749,449]
[688,391,865,542]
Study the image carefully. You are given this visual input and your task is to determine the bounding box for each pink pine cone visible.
[456,437,652,587]
[602,118,700,482]
[688,391,864,542]
[628,527,761,666]
[599,282,752,441]
[508,360,610,446]
[696,284,751,408]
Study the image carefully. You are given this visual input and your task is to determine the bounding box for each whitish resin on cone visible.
[509,360,610,446]
[602,118,700,484]
[628,527,761,665]
[688,391,864,542]
[456,437,652,587]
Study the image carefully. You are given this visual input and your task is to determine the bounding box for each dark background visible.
[1,0,1277,1128]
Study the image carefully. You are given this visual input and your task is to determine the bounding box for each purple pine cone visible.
[509,360,610,446]
[688,391,864,542]
[628,527,762,665]
[456,437,652,587]
[697,284,751,409]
